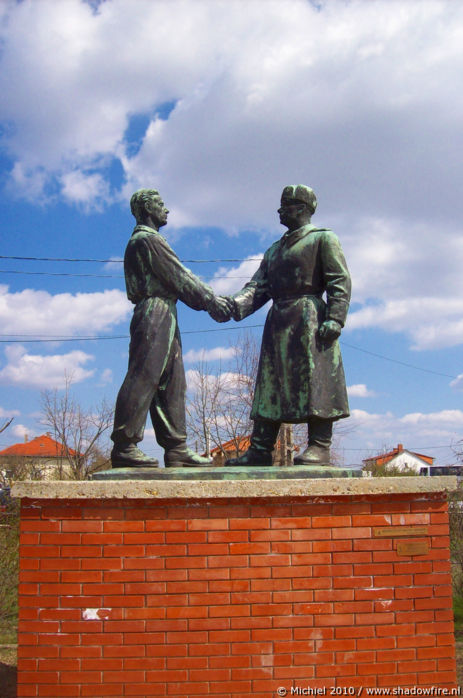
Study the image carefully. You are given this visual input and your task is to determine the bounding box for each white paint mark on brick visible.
[82,608,111,620]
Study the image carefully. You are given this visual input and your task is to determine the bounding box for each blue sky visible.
[0,0,462,466]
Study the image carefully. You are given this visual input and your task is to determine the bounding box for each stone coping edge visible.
[11,475,457,500]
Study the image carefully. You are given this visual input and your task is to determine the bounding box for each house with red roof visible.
[205,427,298,466]
[0,433,78,482]
[362,443,434,475]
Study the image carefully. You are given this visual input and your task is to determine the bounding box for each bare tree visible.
[40,376,113,480]
[0,417,13,434]
[186,332,258,458]
[186,331,355,465]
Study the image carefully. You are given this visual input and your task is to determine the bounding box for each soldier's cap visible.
[281,185,317,213]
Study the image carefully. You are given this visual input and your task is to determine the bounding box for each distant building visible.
[0,433,78,481]
[205,427,298,466]
[362,443,434,475]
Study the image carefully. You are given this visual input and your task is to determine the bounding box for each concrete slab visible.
[11,475,457,500]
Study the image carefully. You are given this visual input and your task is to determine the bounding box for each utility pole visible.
[278,423,293,466]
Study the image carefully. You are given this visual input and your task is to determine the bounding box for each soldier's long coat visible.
[234,224,351,423]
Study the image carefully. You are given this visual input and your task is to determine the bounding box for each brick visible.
[333,576,372,589]
[125,532,167,546]
[292,528,331,541]
[209,554,249,568]
[230,566,271,579]
[251,578,289,592]
[210,579,249,592]
[103,545,145,558]
[230,517,269,530]
[312,515,351,528]
[146,519,185,531]
[374,574,413,587]
[231,616,272,630]
[313,540,352,552]
[313,564,352,576]
[166,556,207,569]
[314,613,354,627]
[314,589,354,602]
[315,663,356,678]
[188,518,229,530]
[333,526,371,539]
[272,516,312,529]
[208,530,248,543]
[62,545,102,558]
[351,514,391,526]
[292,577,331,590]
[209,503,250,518]
[210,604,250,617]
[61,520,102,532]
[395,585,433,599]
[104,520,144,532]
[189,618,230,631]
[250,529,290,541]
[83,558,122,570]
[354,538,392,551]
[335,626,375,639]
[188,542,228,556]
[397,634,436,648]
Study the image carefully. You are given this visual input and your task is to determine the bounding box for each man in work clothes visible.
[111,188,233,469]
[227,184,351,466]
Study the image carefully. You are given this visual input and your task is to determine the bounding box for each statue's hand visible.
[208,296,234,323]
[318,320,342,342]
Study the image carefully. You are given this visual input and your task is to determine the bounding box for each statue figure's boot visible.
[294,417,333,465]
[164,443,213,468]
[111,441,159,468]
[226,420,280,467]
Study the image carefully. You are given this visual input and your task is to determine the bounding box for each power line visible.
[0,324,265,342]
[0,329,458,380]
[0,255,262,264]
[0,269,253,280]
[0,270,123,278]
[341,340,457,379]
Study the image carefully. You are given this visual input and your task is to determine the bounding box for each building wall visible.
[16,489,457,697]
[385,453,427,474]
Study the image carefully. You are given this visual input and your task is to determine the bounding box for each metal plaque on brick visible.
[372,525,428,538]
[396,540,429,556]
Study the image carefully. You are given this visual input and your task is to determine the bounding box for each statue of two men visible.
[111,184,351,469]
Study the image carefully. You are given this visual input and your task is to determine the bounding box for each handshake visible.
[206,295,237,323]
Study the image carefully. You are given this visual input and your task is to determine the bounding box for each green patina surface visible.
[92,465,362,481]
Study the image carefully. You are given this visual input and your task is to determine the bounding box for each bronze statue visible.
[111,189,233,468]
[226,184,351,466]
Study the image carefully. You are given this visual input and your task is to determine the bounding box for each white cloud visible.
[209,256,264,296]
[98,368,113,386]
[11,423,37,441]
[183,346,239,364]
[0,345,95,389]
[103,257,124,271]
[401,410,463,427]
[450,375,463,391]
[1,0,462,225]
[60,170,110,211]
[347,384,376,398]
[2,0,463,350]
[0,285,131,336]
[343,408,463,463]
[186,369,245,394]
[0,406,20,419]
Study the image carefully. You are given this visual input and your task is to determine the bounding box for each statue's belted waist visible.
[272,293,323,305]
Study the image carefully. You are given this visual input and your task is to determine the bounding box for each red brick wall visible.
[17,494,457,697]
